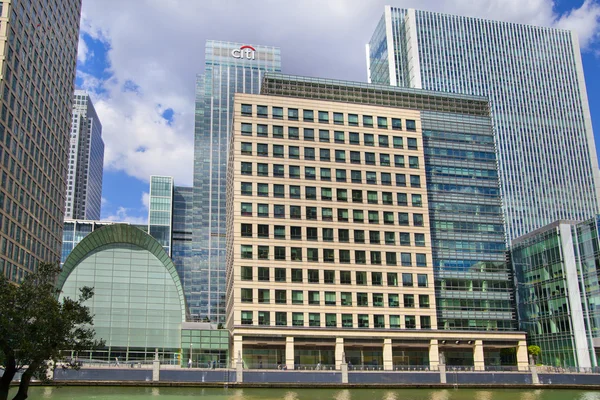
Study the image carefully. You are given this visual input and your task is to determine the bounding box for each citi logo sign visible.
[232,45,256,60]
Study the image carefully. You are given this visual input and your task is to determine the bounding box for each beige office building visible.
[226,91,527,371]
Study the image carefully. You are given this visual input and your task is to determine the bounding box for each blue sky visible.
[76,0,600,224]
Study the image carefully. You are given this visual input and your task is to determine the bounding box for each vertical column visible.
[152,348,160,382]
[285,337,295,370]
[233,336,243,367]
[516,340,529,372]
[335,337,344,369]
[383,338,393,371]
[473,340,485,371]
[429,339,440,370]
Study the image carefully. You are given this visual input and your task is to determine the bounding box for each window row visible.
[240,203,426,227]
[240,267,429,287]
[240,104,417,131]
[239,311,431,329]
[240,142,419,164]
[239,124,418,146]
[238,247,428,266]
[241,225,425,247]
[240,289,430,308]
[239,184,423,203]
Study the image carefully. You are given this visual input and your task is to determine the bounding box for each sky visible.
[75,0,600,224]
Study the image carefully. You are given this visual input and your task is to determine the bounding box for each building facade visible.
[191,40,281,321]
[0,0,82,282]
[65,89,104,221]
[261,74,516,333]
[148,176,174,256]
[512,217,600,368]
[367,7,600,243]
[226,77,527,371]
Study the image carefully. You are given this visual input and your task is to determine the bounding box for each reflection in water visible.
[333,389,351,400]
[284,390,300,400]
[151,387,160,396]
[581,393,600,400]
[229,388,246,400]
[519,389,542,400]
[42,387,54,398]
[382,391,398,400]
[429,389,451,400]
[475,391,493,400]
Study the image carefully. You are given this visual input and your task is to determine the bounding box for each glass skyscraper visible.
[65,89,104,221]
[367,7,600,243]
[192,41,281,321]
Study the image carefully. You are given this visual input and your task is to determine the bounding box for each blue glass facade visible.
[367,7,600,243]
[192,41,281,322]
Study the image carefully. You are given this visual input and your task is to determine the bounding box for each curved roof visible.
[57,223,186,321]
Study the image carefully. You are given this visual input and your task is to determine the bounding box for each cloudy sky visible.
[76,0,600,224]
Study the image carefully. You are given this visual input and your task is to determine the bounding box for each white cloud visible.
[141,192,149,210]
[104,206,148,225]
[77,35,89,64]
[77,0,600,187]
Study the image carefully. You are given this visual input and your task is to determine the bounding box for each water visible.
[19,387,600,400]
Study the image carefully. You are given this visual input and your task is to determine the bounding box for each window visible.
[274,204,285,218]
[241,162,252,175]
[273,145,284,158]
[404,294,415,308]
[358,314,369,328]
[348,114,358,126]
[386,252,397,265]
[389,315,401,329]
[273,184,284,198]
[289,146,300,159]
[356,271,367,285]
[241,123,252,135]
[290,205,301,219]
[398,213,409,226]
[258,267,270,281]
[338,229,349,242]
[349,132,360,144]
[355,250,366,264]
[320,148,330,161]
[399,232,410,246]
[420,316,431,329]
[290,186,301,199]
[306,207,317,220]
[382,192,393,205]
[307,248,318,262]
[241,311,253,325]
[289,165,300,179]
[334,131,345,143]
[369,230,380,244]
[412,194,422,207]
[391,118,402,130]
[352,190,363,203]
[405,315,416,329]
[241,142,252,155]
[272,106,283,119]
[333,112,344,124]
[257,163,268,177]
[368,210,379,224]
[308,269,319,283]
[371,251,381,265]
[276,312,287,326]
[275,268,286,282]
[416,253,427,267]
[351,170,362,183]
[307,227,318,241]
[241,104,252,116]
[337,188,348,202]
[257,183,268,197]
[406,120,416,131]
[415,233,426,247]
[258,204,269,217]
[309,313,320,326]
[338,208,349,222]
[303,109,314,122]
[401,253,412,267]
[397,193,408,206]
[409,156,419,169]
[372,271,382,286]
[419,295,430,309]
[365,152,376,165]
[373,293,384,307]
[339,249,350,263]
[256,143,268,156]
[363,115,373,127]
[385,231,395,245]
[377,116,388,128]
[366,171,377,184]
[379,135,389,147]
[393,136,403,149]
[364,134,374,146]
[335,150,345,163]
[410,175,421,188]
[323,249,334,262]
[258,289,270,304]
[257,105,268,117]
[342,314,353,328]
[320,168,331,181]
[340,271,351,284]
[273,125,284,138]
[325,292,336,306]
[304,147,315,160]
[288,127,299,140]
[413,214,424,227]
[304,128,315,141]
[241,182,252,196]
[274,225,285,239]
[326,314,337,327]
[418,274,428,288]
[350,151,360,164]
[324,270,335,284]
[292,269,303,283]
[319,129,330,142]
[292,313,304,327]
[335,169,346,183]
[396,174,406,187]
[380,153,390,166]
[275,290,286,304]
[258,246,269,260]
[357,293,368,306]
[291,247,302,261]
[374,315,385,328]
[241,223,252,237]
[290,226,302,240]
[321,187,332,201]
[354,230,365,243]
[292,291,304,305]
[241,266,253,281]
[387,273,398,287]
[323,228,334,242]
[381,172,392,186]
[288,108,299,120]
[394,155,405,168]
[318,110,329,123]
[273,164,284,178]
[322,208,333,221]
[241,203,252,216]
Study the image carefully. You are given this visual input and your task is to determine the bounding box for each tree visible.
[527,345,542,364]
[0,263,103,400]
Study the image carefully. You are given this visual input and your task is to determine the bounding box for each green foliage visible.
[527,345,542,357]
[0,263,103,400]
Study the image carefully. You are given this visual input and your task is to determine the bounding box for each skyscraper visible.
[65,89,104,221]
[191,41,281,321]
[367,7,600,243]
[0,0,82,282]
